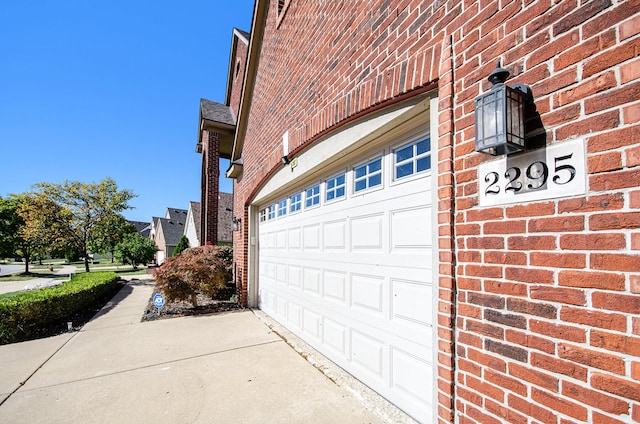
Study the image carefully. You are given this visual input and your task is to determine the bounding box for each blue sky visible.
[0,0,254,222]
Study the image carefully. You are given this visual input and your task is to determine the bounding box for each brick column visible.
[200,130,220,245]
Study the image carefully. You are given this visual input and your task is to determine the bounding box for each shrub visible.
[0,272,121,344]
[154,245,232,307]
[172,235,190,257]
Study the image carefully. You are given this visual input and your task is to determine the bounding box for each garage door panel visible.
[390,206,433,251]
[323,219,347,250]
[258,137,435,422]
[350,213,385,251]
[351,330,385,381]
[323,270,347,303]
[391,279,434,327]
[323,317,348,356]
[351,273,385,314]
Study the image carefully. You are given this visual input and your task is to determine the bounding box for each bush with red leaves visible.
[153,245,231,307]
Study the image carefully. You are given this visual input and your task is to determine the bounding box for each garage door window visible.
[394,137,431,180]
[306,184,321,208]
[290,192,302,213]
[326,173,346,202]
[277,199,288,217]
[354,156,382,192]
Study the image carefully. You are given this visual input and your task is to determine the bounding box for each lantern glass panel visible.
[475,83,526,156]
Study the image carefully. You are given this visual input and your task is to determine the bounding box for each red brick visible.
[552,0,611,36]
[556,70,617,107]
[556,110,620,141]
[466,236,504,249]
[506,329,555,354]
[528,216,584,232]
[531,320,586,343]
[508,235,556,250]
[559,343,626,375]
[562,381,629,415]
[561,306,627,332]
[593,291,640,314]
[591,253,640,272]
[586,81,640,115]
[623,102,640,124]
[588,150,623,174]
[505,202,555,218]
[590,330,640,356]
[583,37,640,78]
[531,352,588,381]
[531,286,586,306]
[484,220,526,234]
[467,319,505,339]
[590,212,640,231]
[592,373,640,403]
[466,404,502,424]
[560,233,626,250]
[620,14,640,41]
[484,251,527,265]
[484,280,528,297]
[509,363,558,392]
[508,393,557,424]
[558,193,625,213]
[484,398,528,424]
[530,252,586,269]
[505,267,554,285]
[466,374,505,402]
[465,264,503,278]
[531,387,588,421]
[588,125,640,153]
[558,270,626,291]
[467,347,507,373]
[627,144,640,167]
[508,298,557,318]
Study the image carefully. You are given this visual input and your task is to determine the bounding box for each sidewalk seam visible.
[0,331,78,408]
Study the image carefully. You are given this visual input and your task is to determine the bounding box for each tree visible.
[90,214,137,262]
[172,235,190,257]
[15,193,71,273]
[114,233,157,269]
[154,245,231,307]
[33,178,136,272]
[0,195,22,259]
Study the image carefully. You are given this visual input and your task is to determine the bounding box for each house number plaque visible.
[478,138,586,207]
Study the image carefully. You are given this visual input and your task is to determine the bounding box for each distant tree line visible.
[0,177,156,273]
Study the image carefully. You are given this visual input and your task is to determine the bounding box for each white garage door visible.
[258,134,435,422]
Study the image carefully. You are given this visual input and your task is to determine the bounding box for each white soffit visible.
[254,93,433,205]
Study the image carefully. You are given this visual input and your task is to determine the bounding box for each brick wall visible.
[232,0,640,422]
[201,130,219,246]
[229,38,248,119]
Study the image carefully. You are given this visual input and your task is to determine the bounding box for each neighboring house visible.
[128,220,151,238]
[184,194,234,248]
[151,208,187,264]
[201,3,640,424]
[184,201,201,248]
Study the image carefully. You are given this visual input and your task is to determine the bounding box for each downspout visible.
[449,34,459,423]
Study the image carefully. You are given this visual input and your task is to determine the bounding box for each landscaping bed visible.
[141,292,241,322]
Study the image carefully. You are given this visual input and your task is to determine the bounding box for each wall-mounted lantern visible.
[281,155,291,165]
[474,62,533,156]
[232,216,241,231]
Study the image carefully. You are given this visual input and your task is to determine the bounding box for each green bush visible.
[0,272,121,344]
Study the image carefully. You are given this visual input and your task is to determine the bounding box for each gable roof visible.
[218,193,233,242]
[165,207,188,222]
[128,220,151,238]
[157,217,185,247]
[200,99,236,127]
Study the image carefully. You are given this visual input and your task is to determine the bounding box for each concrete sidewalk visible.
[0,265,78,295]
[0,280,391,424]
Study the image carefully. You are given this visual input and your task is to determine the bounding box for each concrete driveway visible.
[0,280,398,424]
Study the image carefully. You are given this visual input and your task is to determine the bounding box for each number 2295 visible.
[483,153,577,196]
